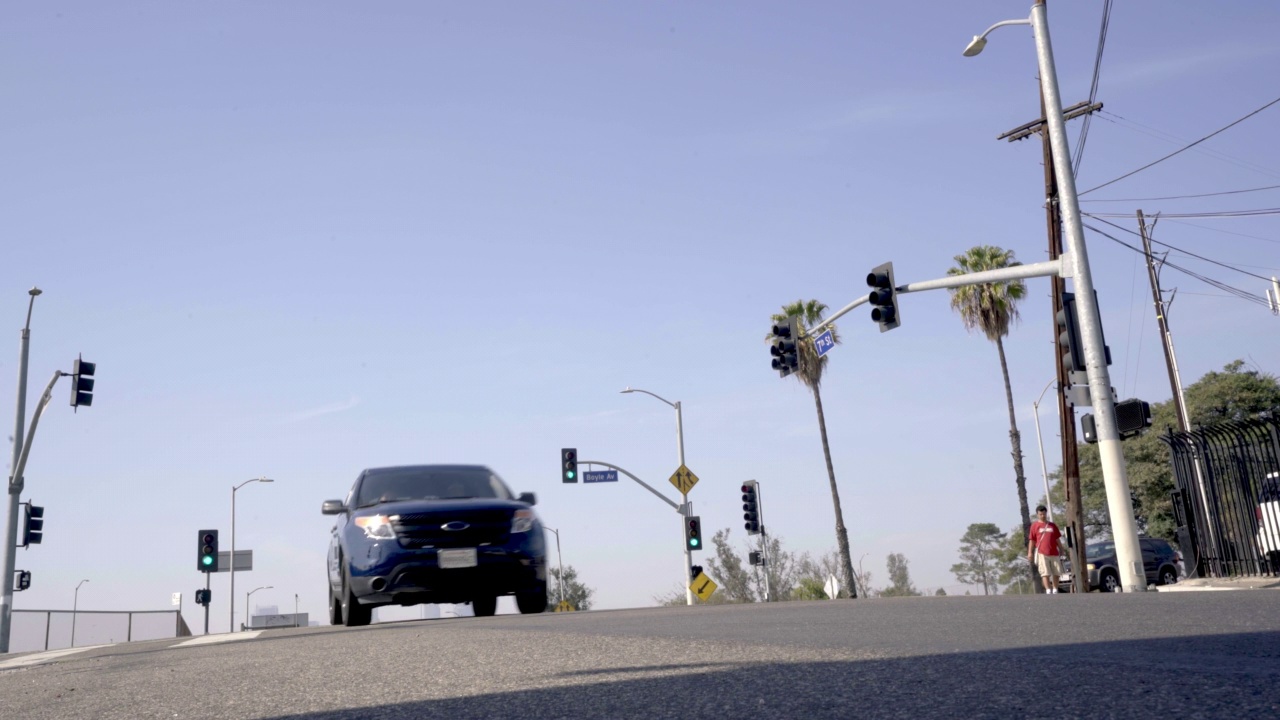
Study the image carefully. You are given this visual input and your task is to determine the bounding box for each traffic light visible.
[867,262,900,332]
[21,504,43,547]
[197,529,218,572]
[742,481,761,535]
[770,316,800,378]
[1057,292,1085,375]
[685,515,703,551]
[70,355,96,409]
[1115,398,1152,439]
[749,550,763,566]
[16,571,31,591]
[561,448,578,483]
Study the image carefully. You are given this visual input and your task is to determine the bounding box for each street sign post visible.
[582,470,618,483]
[814,329,836,357]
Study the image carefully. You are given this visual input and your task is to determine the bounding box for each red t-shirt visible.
[1029,520,1062,556]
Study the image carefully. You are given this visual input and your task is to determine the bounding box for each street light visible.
[71,579,89,647]
[231,477,273,632]
[1032,378,1057,523]
[620,386,693,606]
[245,586,272,631]
[0,287,42,654]
[965,0,1146,592]
[544,526,567,608]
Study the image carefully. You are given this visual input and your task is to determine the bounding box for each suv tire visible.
[1157,565,1178,586]
[1099,569,1121,593]
[341,566,372,627]
[516,582,548,615]
[473,595,498,617]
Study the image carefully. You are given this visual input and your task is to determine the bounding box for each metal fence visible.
[8,609,191,654]
[1162,418,1280,579]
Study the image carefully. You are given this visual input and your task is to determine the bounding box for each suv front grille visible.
[393,509,510,549]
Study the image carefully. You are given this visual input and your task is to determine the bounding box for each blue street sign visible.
[583,470,618,483]
[814,330,836,357]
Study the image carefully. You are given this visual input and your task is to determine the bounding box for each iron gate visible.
[1162,418,1280,578]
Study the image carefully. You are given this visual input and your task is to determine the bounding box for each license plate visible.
[438,548,477,569]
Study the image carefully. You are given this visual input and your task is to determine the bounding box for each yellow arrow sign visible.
[668,464,700,495]
[555,600,576,612]
[690,572,717,602]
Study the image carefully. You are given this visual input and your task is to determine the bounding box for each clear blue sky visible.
[3,1,1278,631]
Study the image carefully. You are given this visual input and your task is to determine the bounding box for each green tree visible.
[994,524,1037,594]
[947,246,1034,588]
[796,550,854,599]
[935,588,947,596]
[546,565,595,611]
[880,553,921,597]
[950,523,1004,595]
[1051,360,1280,542]
[791,577,828,600]
[768,300,858,599]
[705,528,758,603]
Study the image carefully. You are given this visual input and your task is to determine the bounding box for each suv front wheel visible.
[1099,569,1121,593]
[1157,565,1178,586]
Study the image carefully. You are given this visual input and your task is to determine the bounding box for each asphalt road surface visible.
[2,591,1278,719]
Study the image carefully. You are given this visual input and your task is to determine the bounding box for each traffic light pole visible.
[0,370,64,653]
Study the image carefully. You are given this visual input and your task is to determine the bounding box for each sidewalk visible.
[1153,576,1280,592]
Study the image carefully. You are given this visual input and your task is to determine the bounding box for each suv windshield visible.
[1086,541,1116,559]
[356,467,512,507]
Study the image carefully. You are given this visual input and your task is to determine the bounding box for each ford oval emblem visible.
[441,521,470,532]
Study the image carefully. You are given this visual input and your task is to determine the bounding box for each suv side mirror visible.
[321,499,347,515]
[518,492,537,506]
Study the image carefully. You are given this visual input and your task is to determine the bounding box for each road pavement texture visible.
[1,591,1278,719]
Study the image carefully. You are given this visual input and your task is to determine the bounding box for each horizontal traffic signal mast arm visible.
[805,257,1067,339]
[575,460,682,512]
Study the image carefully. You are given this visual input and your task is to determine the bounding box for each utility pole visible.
[999,87,1097,593]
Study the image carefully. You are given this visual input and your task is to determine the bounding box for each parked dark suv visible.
[1061,537,1181,592]
[323,464,547,626]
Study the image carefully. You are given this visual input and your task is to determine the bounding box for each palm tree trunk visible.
[811,385,858,599]
[995,336,1037,592]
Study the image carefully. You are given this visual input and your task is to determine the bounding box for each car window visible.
[356,467,512,507]
[1086,541,1115,559]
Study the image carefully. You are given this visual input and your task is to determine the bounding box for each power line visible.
[1162,218,1279,245]
[1079,94,1280,196]
[1096,111,1280,180]
[1087,208,1280,219]
[1072,0,1112,178]
[1082,222,1271,308]
[1083,214,1275,281]
[1080,183,1280,203]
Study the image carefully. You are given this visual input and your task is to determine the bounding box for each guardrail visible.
[8,609,191,653]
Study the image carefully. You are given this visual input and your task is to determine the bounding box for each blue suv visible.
[322,464,547,625]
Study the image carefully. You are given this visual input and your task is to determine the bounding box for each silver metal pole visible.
[675,401,693,607]
[230,486,236,633]
[72,579,87,647]
[1032,378,1056,523]
[1030,0,1145,591]
[546,527,565,606]
[0,289,39,654]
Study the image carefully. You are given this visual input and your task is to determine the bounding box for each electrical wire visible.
[1072,0,1112,179]
[1087,208,1280,219]
[1079,94,1280,196]
[1080,183,1280,203]
[1162,219,1280,245]
[1082,222,1272,309]
[1095,112,1280,180]
[1083,214,1276,282]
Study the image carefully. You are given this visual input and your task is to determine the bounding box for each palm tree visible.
[768,300,858,599]
[946,246,1037,588]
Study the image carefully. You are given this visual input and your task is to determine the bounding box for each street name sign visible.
[814,330,836,357]
[668,465,700,495]
[583,470,618,483]
[215,550,253,572]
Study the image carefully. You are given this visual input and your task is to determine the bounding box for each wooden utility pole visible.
[1137,210,1191,433]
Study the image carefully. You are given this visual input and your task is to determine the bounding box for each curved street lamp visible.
[245,586,273,631]
[231,477,273,632]
[620,386,693,606]
[71,579,89,647]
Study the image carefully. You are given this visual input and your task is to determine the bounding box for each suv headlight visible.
[354,514,396,539]
[511,509,534,534]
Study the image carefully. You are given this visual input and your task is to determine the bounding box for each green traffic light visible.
[690,539,699,547]
[202,555,213,566]
[566,471,575,479]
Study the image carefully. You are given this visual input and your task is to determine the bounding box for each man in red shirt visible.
[1027,504,1064,593]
